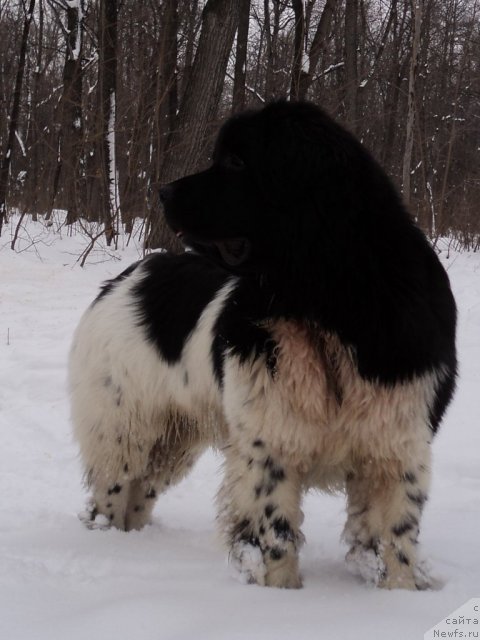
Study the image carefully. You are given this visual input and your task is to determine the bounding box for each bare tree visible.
[436,0,478,234]
[344,0,358,131]
[181,0,200,100]
[232,0,251,113]
[99,0,118,245]
[48,0,86,224]
[161,0,240,181]
[146,0,241,249]
[264,0,283,100]
[290,0,306,100]
[26,0,44,218]
[298,0,338,100]
[155,0,179,165]
[381,0,408,169]
[402,0,423,205]
[0,0,35,236]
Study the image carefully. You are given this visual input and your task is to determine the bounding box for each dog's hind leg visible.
[80,476,132,531]
[79,413,208,531]
[81,477,163,532]
[343,442,432,590]
[122,427,207,531]
[218,439,304,589]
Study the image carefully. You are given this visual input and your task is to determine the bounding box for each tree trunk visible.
[121,53,157,232]
[344,0,358,132]
[62,1,85,225]
[290,0,306,100]
[27,0,44,219]
[181,0,199,100]
[232,0,251,113]
[155,0,179,169]
[298,0,337,100]
[402,0,423,205]
[0,0,36,237]
[381,0,406,169]
[146,0,240,250]
[357,0,397,92]
[264,0,274,99]
[99,0,118,246]
[264,0,282,101]
[436,1,476,234]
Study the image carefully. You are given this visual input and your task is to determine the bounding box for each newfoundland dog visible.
[69,101,457,590]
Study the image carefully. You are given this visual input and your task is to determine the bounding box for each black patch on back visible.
[132,253,230,364]
[94,261,141,304]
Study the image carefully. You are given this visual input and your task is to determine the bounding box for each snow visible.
[66,0,84,61]
[425,598,480,638]
[0,213,479,640]
[321,61,345,76]
[14,130,26,157]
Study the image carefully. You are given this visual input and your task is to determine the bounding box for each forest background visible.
[0,0,478,251]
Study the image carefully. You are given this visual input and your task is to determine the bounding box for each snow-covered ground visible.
[1,213,479,640]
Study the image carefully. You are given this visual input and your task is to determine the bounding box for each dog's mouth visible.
[176,232,251,267]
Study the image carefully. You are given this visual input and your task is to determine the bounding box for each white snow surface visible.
[1,213,479,640]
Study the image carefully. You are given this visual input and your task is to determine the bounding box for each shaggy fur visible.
[69,101,457,590]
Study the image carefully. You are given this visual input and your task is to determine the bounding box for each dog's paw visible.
[346,544,386,587]
[230,542,267,586]
[414,558,443,591]
[265,555,302,589]
[78,498,111,531]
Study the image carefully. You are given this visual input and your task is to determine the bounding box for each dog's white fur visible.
[70,258,441,589]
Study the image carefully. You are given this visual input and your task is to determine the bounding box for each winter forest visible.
[0,0,479,251]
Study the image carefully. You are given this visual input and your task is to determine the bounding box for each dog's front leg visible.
[218,437,304,589]
[343,443,432,591]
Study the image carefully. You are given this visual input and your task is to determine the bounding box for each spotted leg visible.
[218,438,304,589]
[81,421,206,532]
[343,446,431,590]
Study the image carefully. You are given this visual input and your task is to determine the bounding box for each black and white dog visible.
[69,101,457,590]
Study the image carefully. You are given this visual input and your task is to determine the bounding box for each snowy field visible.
[0,213,479,640]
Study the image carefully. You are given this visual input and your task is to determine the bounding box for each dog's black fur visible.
[159,100,457,430]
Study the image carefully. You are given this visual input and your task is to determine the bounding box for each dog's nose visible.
[159,184,173,205]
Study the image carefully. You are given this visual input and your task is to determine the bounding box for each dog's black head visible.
[161,101,405,276]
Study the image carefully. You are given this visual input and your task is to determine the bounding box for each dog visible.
[69,101,457,590]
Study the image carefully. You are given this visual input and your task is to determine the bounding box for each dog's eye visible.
[223,154,245,171]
